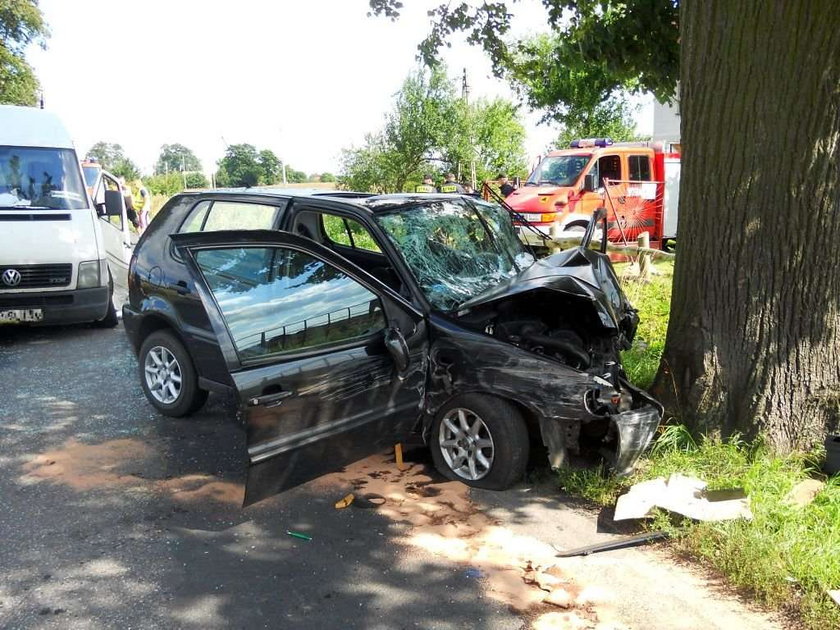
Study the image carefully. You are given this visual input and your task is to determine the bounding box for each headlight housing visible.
[78,259,108,288]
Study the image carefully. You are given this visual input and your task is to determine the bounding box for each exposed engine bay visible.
[454,287,655,470]
[459,289,629,388]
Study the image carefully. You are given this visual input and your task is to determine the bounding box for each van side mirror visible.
[583,173,598,192]
[104,190,124,217]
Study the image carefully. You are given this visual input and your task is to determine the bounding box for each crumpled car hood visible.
[456,246,626,329]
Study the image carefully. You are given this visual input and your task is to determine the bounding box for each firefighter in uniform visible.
[415,174,436,193]
[439,173,466,194]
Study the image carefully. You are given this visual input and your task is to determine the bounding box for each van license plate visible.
[0,309,44,323]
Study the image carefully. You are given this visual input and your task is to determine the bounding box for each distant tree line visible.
[83,141,330,196]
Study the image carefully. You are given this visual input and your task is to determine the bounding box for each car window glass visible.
[322,213,353,246]
[629,155,652,181]
[180,200,211,233]
[194,246,385,361]
[202,201,281,232]
[321,214,382,253]
[597,155,622,186]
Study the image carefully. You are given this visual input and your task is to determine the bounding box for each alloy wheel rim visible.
[438,407,495,481]
[144,346,182,404]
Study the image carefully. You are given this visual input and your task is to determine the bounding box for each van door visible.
[95,171,133,287]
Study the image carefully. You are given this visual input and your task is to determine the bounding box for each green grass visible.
[617,259,674,389]
[556,262,840,629]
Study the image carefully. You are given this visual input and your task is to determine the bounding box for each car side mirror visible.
[583,172,598,193]
[384,327,409,372]
[104,190,124,217]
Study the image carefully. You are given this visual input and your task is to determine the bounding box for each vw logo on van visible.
[2,268,22,287]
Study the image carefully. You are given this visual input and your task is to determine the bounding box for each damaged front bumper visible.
[608,379,663,474]
[611,403,662,475]
[539,378,663,475]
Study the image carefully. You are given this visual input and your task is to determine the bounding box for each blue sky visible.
[28,0,652,177]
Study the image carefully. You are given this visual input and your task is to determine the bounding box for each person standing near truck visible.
[119,177,139,229]
[137,181,151,232]
[415,174,436,193]
[439,173,465,194]
[497,174,515,197]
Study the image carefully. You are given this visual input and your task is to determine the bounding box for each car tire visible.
[139,330,207,417]
[430,394,529,490]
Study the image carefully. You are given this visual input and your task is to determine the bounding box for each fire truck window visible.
[597,155,622,187]
[629,155,652,181]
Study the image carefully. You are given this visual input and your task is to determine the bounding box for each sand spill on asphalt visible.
[22,440,624,627]
[20,438,243,506]
[316,453,625,629]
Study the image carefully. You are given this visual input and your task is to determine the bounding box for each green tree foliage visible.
[216,144,262,187]
[215,144,302,187]
[184,172,208,188]
[319,172,337,183]
[284,166,307,183]
[143,173,183,196]
[144,171,208,196]
[552,97,641,149]
[85,141,140,180]
[340,67,527,192]
[154,143,202,175]
[369,1,679,130]
[0,0,49,105]
[444,97,528,182]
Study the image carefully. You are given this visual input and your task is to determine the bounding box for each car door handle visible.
[248,390,294,408]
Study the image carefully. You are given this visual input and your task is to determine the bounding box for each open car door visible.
[171,230,428,506]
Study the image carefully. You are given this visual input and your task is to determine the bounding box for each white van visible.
[0,105,129,327]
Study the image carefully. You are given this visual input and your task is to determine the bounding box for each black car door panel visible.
[170,230,428,505]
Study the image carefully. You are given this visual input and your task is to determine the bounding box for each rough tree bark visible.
[653,1,840,450]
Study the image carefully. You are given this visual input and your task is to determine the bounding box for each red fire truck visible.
[502,138,681,250]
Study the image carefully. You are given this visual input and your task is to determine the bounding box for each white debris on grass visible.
[614,473,753,522]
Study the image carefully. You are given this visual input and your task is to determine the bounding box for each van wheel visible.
[430,394,529,490]
[93,277,119,328]
[139,330,207,417]
[95,297,119,328]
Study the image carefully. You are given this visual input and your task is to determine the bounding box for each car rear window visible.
[180,199,285,233]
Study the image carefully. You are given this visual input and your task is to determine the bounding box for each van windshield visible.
[376,198,535,311]
[526,154,591,186]
[0,147,88,210]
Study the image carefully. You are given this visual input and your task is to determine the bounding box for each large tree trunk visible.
[653,1,840,450]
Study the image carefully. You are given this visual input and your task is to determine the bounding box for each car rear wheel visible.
[430,394,529,490]
[139,330,207,417]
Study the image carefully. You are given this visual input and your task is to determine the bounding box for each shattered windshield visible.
[0,147,88,210]
[526,154,591,186]
[376,198,535,311]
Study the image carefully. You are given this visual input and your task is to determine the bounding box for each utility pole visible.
[462,68,477,191]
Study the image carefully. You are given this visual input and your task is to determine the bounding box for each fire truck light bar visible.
[570,138,614,148]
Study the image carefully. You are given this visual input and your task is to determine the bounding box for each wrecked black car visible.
[123,191,661,504]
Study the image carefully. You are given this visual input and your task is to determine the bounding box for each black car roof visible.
[177,187,477,214]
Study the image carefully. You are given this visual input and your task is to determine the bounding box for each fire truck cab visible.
[506,138,680,249]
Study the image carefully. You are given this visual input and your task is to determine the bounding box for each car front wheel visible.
[139,330,207,417]
[430,394,529,490]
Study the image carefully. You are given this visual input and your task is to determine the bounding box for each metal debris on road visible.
[553,531,669,557]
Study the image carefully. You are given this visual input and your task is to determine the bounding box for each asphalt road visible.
[0,320,521,630]
[0,314,784,630]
